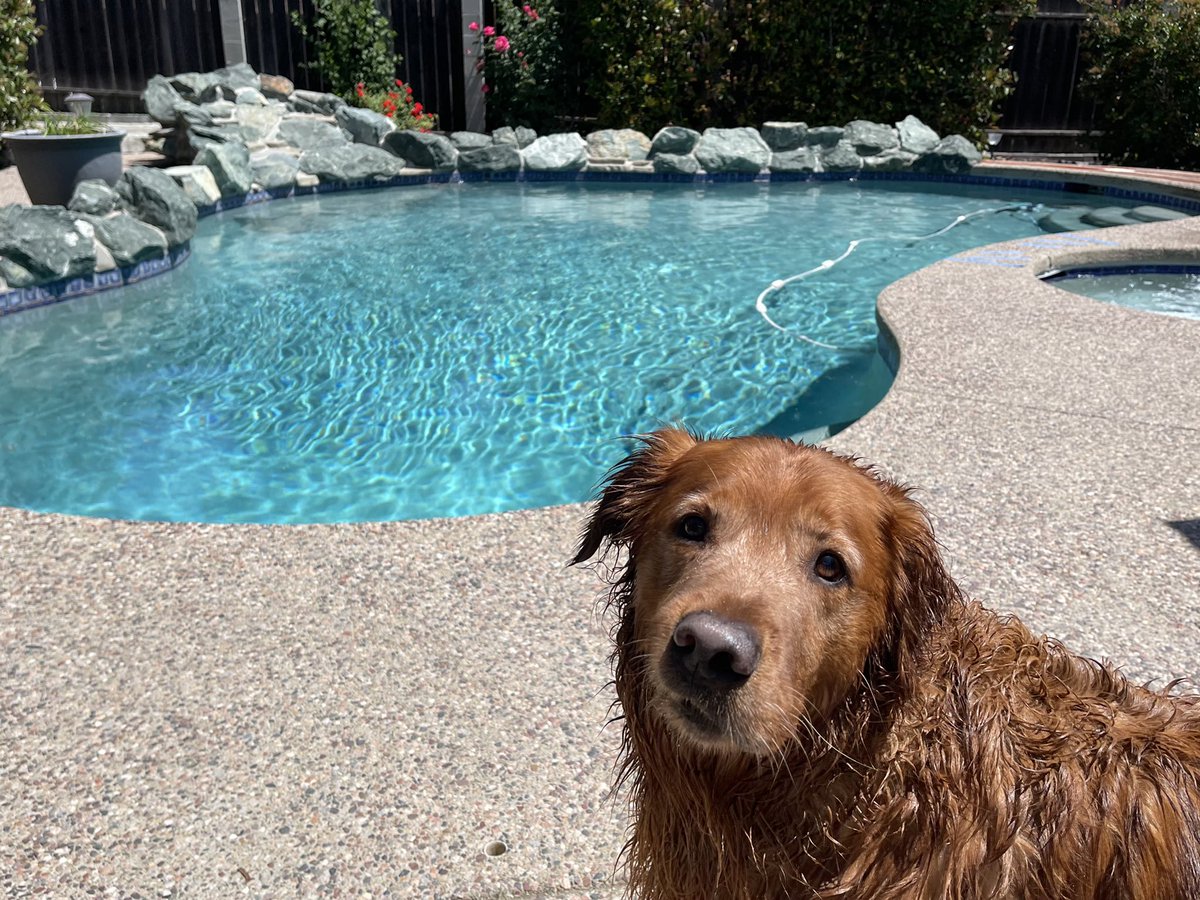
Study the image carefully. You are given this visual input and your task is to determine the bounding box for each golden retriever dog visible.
[573,428,1200,900]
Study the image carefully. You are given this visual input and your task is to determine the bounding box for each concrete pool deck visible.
[2,161,1200,897]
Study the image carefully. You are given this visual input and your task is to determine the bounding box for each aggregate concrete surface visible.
[2,160,1199,897]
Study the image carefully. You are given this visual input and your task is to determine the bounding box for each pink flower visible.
[522,4,532,12]
[493,35,510,52]
[482,83,490,93]
[468,20,479,31]
[483,25,495,36]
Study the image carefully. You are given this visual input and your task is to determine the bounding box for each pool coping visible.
[3,162,1200,898]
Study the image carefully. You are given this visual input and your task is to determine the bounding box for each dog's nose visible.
[668,611,761,691]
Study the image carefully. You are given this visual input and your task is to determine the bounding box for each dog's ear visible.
[572,428,698,565]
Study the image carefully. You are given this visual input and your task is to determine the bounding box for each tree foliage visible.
[290,0,401,99]
[0,0,47,137]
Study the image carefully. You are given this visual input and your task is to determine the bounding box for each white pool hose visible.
[755,203,1037,349]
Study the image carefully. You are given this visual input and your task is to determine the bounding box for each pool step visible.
[1038,203,1191,233]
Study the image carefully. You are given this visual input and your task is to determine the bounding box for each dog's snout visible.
[669,611,761,691]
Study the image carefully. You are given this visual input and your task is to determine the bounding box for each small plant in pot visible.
[3,110,127,208]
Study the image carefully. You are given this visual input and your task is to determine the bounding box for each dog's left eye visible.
[676,514,709,542]
[814,551,847,583]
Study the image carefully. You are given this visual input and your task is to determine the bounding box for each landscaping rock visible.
[382,130,457,169]
[650,126,701,155]
[259,73,294,101]
[86,212,169,266]
[117,166,198,245]
[196,142,254,197]
[896,115,940,154]
[652,152,700,175]
[143,75,184,125]
[761,122,808,152]
[450,131,492,151]
[277,118,347,151]
[862,149,918,172]
[175,101,214,128]
[205,100,237,120]
[913,134,982,174]
[0,205,96,282]
[694,127,770,173]
[586,128,651,161]
[457,143,521,173]
[236,104,284,143]
[336,106,394,146]
[820,140,863,172]
[290,90,344,116]
[521,133,587,171]
[250,150,301,190]
[235,87,268,106]
[846,120,898,155]
[164,164,222,205]
[805,126,844,148]
[769,147,822,173]
[169,71,217,103]
[211,62,260,94]
[68,180,119,216]
[299,144,406,181]
[492,126,519,147]
[185,122,244,155]
[514,126,538,148]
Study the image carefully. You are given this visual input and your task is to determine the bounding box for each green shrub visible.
[472,1,567,131]
[1081,0,1200,169]
[571,0,1034,140]
[290,0,401,99]
[0,0,47,136]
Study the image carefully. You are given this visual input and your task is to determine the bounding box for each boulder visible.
[86,212,169,266]
[236,104,284,143]
[68,179,119,216]
[896,115,940,155]
[450,131,493,151]
[289,89,344,115]
[175,101,214,128]
[761,122,808,152]
[143,75,184,125]
[277,118,347,152]
[259,73,294,101]
[457,143,521,173]
[250,150,301,189]
[382,130,457,169]
[913,134,982,174]
[586,128,651,161]
[804,126,844,148]
[164,164,223,205]
[652,152,700,175]
[117,166,198,245]
[514,126,538,148]
[693,127,770,173]
[211,62,260,94]
[521,133,588,171]
[820,140,863,172]
[195,142,254,197]
[235,87,268,107]
[861,149,918,172]
[0,205,96,282]
[168,71,217,103]
[185,122,244,155]
[298,144,406,181]
[492,126,519,146]
[336,106,395,146]
[650,126,701,155]
[846,120,898,155]
[769,147,822,173]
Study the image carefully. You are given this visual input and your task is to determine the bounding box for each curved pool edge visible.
[3,165,1200,899]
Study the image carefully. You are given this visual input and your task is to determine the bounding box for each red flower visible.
[388,91,398,100]
[355,82,365,98]
[395,79,404,87]
[412,102,423,113]
[405,85,413,95]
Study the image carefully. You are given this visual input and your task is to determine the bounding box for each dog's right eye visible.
[676,514,709,542]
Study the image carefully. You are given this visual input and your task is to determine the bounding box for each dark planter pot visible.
[1,129,125,207]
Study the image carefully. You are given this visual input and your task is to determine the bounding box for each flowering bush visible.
[470,1,566,131]
[290,0,400,97]
[353,79,437,131]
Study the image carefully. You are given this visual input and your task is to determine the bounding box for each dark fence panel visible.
[242,0,465,131]
[29,0,225,113]
[999,0,1097,153]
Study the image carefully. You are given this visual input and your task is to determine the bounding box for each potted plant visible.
[3,113,126,207]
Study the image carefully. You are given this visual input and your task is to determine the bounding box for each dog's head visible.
[575,428,954,757]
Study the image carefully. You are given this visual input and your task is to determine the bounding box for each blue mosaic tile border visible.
[1042,263,1200,282]
[4,167,1198,316]
[0,244,191,316]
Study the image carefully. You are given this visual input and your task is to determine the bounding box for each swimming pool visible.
[0,179,1136,523]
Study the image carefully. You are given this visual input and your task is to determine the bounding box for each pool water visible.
[1049,268,1200,321]
[0,180,1116,522]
